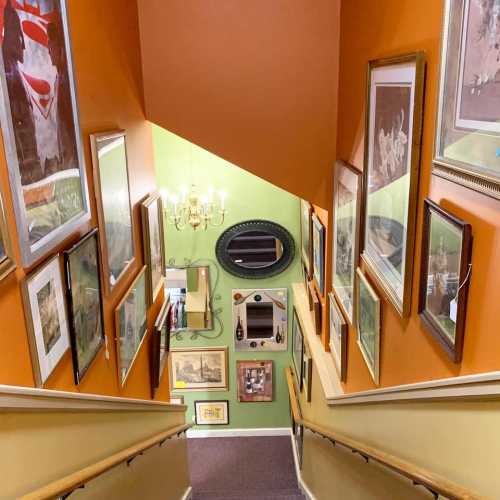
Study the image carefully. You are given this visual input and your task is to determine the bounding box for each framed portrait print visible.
[237,360,273,402]
[332,160,362,324]
[312,213,325,296]
[23,255,70,386]
[362,53,425,317]
[418,199,472,363]
[141,193,166,305]
[300,200,313,278]
[170,346,228,392]
[194,400,229,425]
[328,292,347,382]
[90,131,135,295]
[434,0,500,200]
[64,229,105,385]
[356,268,381,385]
[0,0,91,267]
[292,307,304,389]
[0,189,15,281]
[151,297,172,392]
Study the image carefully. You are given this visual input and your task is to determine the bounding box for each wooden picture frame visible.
[151,297,172,394]
[300,200,313,279]
[328,292,348,382]
[292,307,304,390]
[312,213,325,296]
[307,280,321,335]
[237,360,273,402]
[0,189,15,281]
[418,199,473,363]
[194,400,229,425]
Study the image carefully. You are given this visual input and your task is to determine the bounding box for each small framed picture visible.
[307,281,321,335]
[328,292,347,382]
[292,308,304,390]
[300,200,313,278]
[418,199,473,363]
[237,360,273,402]
[151,297,172,393]
[312,213,325,296]
[194,400,229,425]
[302,344,312,402]
[170,396,185,405]
[356,269,381,385]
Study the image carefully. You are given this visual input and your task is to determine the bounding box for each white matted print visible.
[195,400,229,425]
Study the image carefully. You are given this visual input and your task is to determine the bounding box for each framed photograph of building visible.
[362,53,425,318]
[64,229,105,385]
[237,360,273,402]
[356,268,381,385]
[151,297,172,392]
[418,199,473,363]
[328,292,347,382]
[434,0,500,199]
[292,307,304,390]
[332,160,362,324]
[170,346,229,392]
[312,213,325,296]
[0,189,15,281]
[0,0,91,267]
[90,131,135,295]
[141,193,166,305]
[115,266,148,386]
[300,200,313,279]
[194,400,229,425]
[22,255,70,386]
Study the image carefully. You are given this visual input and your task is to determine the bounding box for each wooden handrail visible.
[285,366,484,500]
[20,423,192,500]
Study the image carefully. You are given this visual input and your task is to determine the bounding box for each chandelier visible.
[160,184,227,231]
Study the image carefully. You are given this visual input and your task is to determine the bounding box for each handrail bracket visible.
[59,484,84,499]
[413,481,439,499]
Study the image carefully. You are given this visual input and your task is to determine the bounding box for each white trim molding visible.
[290,434,316,500]
[180,485,193,500]
[186,427,292,439]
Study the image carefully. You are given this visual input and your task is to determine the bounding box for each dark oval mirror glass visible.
[226,230,284,269]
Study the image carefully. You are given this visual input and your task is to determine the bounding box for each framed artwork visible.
[151,297,171,391]
[0,0,91,267]
[300,200,313,278]
[194,400,229,425]
[302,343,312,402]
[141,193,166,305]
[434,0,500,200]
[115,266,148,386]
[22,255,70,386]
[418,199,473,363]
[292,307,304,390]
[64,229,105,385]
[328,292,347,382]
[332,160,362,324]
[237,360,273,402]
[90,130,135,295]
[307,280,321,335]
[170,346,229,392]
[362,53,425,318]
[312,213,325,296]
[356,268,381,385]
[0,189,15,281]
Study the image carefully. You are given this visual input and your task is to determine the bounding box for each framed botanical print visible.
[141,193,166,305]
[418,199,472,363]
[302,343,312,402]
[332,160,362,324]
[292,308,304,389]
[237,360,273,402]
[434,0,500,200]
[90,131,135,295]
[356,268,381,385]
[170,346,229,392]
[300,200,313,278]
[362,53,425,318]
[151,297,171,392]
[194,400,229,425]
[312,213,325,296]
[0,0,91,267]
[64,229,105,384]
[23,255,70,386]
[115,266,148,386]
[0,189,15,281]
[328,292,347,382]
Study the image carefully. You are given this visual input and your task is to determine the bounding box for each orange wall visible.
[338,0,500,392]
[137,0,340,208]
[0,0,169,401]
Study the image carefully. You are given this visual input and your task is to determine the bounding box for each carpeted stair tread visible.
[192,489,306,500]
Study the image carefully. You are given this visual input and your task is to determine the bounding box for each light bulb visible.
[219,190,227,209]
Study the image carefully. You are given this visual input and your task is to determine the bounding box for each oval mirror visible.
[216,220,295,279]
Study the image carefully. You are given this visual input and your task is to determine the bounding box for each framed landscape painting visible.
[418,199,472,363]
[237,360,273,402]
[91,131,135,295]
[151,297,172,393]
[362,53,425,317]
[434,0,500,199]
[292,308,304,390]
[312,213,325,296]
[328,292,347,382]
[300,200,313,278]
[194,400,229,425]
[0,190,15,281]
[64,229,105,384]
[0,0,90,266]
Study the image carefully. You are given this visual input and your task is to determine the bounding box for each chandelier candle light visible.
[160,185,227,231]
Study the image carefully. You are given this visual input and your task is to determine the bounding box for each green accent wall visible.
[153,125,301,429]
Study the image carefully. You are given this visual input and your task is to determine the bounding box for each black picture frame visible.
[194,400,230,425]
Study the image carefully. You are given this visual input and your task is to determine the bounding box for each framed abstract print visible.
[292,307,304,389]
[328,292,347,382]
[356,268,381,385]
[170,346,228,392]
[332,160,362,324]
[434,0,500,200]
[115,266,148,386]
[151,297,172,392]
[237,360,273,402]
[418,199,472,363]
[302,343,312,402]
[23,255,70,386]
[194,400,229,425]
[300,200,313,278]
[312,213,325,296]
[141,193,166,305]
[90,131,135,295]
[0,190,15,281]
[362,53,425,317]
[0,0,91,267]
[64,229,105,384]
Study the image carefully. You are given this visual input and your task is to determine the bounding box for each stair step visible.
[192,489,305,500]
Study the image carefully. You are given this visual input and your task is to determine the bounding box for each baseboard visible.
[290,435,316,500]
[180,485,192,500]
[186,427,292,438]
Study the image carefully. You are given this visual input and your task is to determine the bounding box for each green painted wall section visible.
[153,125,301,429]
